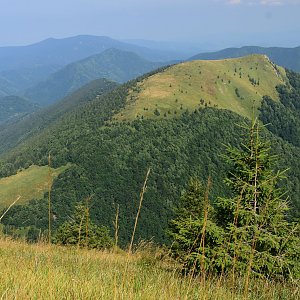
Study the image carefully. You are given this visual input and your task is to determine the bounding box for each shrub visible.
[54,202,113,250]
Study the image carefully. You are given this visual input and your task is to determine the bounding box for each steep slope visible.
[0,95,38,124]
[259,69,300,148]
[189,46,300,72]
[0,78,118,154]
[24,48,165,106]
[115,55,286,120]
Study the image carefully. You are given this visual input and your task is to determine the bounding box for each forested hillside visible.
[1,57,299,245]
[260,70,300,148]
[0,78,118,154]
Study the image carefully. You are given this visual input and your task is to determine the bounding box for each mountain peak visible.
[114,54,286,121]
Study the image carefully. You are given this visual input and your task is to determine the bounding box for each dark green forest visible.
[1,68,300,247]
[260,70,300,147]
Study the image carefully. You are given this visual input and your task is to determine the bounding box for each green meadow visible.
[115,55,286,121]
[0,164,69,209]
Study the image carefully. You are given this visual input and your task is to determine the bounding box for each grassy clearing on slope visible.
[115,55,286,121]
[0,238,298,299]
[0,164,69,209]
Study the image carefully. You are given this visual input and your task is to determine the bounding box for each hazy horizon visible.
[0,0,299,50]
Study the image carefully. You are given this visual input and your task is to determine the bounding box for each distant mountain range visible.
[0,35,183,72]
[0,35,183,99]
[0,35,299,107]
[0,36,299,133]
[189,46,300,72]
[23,48,166,106]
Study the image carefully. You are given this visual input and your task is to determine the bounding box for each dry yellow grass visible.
[0,237,298,300]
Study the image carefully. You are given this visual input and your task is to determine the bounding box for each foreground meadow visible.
[0,237,298,300]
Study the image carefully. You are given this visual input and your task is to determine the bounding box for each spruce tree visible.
[169,119,299,280]
[169,177,224,274]
[215,118,299,279]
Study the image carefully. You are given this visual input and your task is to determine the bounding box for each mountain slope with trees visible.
[0,56,299,247]
[0,78,118,154]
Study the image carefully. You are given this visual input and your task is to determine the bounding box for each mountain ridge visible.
[189,45,300,72]
[115,54,286,121]
[0,35,183,72]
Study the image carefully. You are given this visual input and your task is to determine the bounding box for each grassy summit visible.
[115,55,286,121]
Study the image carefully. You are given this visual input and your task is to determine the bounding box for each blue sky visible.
[0,0,299,49]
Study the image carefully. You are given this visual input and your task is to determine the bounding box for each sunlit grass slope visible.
[0,164,69,209]
[0,238,297,299]
[115,55,286,121]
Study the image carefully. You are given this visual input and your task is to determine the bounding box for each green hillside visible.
[0,78,118,154]
[0,56,299,246]
[0,95,38,124]
[116,55,286,120]
[0,164,69,209]
[189,45,300,72]
[24,48,165,106]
